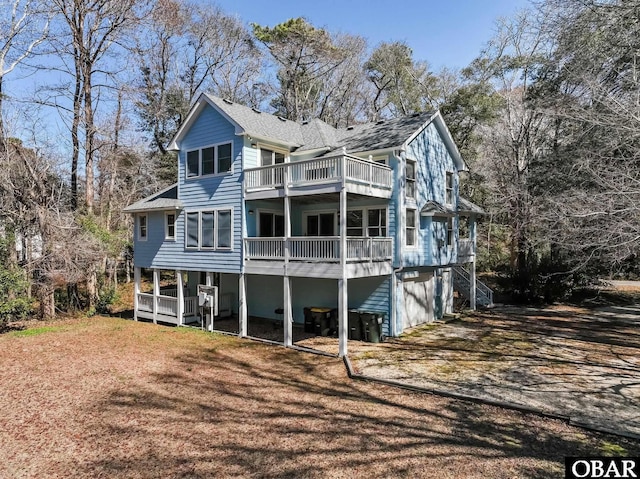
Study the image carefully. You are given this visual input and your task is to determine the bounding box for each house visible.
[124,93,490,357]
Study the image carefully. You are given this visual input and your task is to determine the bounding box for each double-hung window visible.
[406,159,416,199]
[406,209,417,247]
[138,214,147,241]
[165,213,176,240]
[186,142,233,178]
[447,217,455,247]
[185,209,233,250]
[445,171,454,205]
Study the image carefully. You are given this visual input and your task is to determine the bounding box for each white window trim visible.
[165,211,176,241]
[257,144,289,165]
[406,158,417,200]
[184,207,234,251]
[138,213,148,242]
[256,209,285,238]
[447,217,455,248]
[405,208,417,249]
[445,171,454,206]
[346,206,388,237]
[302,209,338,236]
[185,140,234,180]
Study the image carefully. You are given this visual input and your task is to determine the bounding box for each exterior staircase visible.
[452,265,494,308]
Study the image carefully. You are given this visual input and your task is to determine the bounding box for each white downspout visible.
[390,148,407,338]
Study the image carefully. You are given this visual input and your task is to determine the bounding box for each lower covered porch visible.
[132,267,392,356]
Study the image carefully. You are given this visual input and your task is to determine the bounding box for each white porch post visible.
[283,180,292,346]
[470,259,477,311]
[470,217,477,311]
[176,270,184,325]
[283,276,292,346]
[133,267,141,321]
[338,152,348,357]
[152,269,160,324]
[239,273,247,337]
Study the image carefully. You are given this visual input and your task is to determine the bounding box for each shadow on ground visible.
[351,303,640,438]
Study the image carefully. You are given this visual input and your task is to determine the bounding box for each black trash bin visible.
[310,307,332,336]
[303,307,314,333]
[360,313,383,343]
[348,310,362,340]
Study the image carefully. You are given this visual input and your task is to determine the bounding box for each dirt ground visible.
[349,302,640,438]
[1,316,639,478]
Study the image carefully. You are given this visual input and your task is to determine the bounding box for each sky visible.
[213,0,531,70]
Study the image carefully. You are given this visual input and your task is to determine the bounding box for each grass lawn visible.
[1,316,638,478]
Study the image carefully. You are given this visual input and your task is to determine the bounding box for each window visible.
[259,212,285,237]
[372,155,388,166]
[165,213,176,240]
[347,210,363,236]
[138,214,147,241]
[186,212,199,248]
[260,148,286,166]
[406,209,416,246]
[185,142,233,178]
[305,213,335,236]
[406,159,416,199]
[445,172,454,205]
[447,217,455,247]
[185,209,233,250]
[345,208,388,237]
[218,210,232,248]
[367,209,387,237]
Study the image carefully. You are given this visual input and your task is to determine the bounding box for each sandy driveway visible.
[350,303,640,438]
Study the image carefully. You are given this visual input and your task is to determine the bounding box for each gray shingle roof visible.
[458,197,485,215]
[420,201,456,217]
[204,94,436,155]
[205,94,305,147]
[123,184,182,213]
[340,112,436,152]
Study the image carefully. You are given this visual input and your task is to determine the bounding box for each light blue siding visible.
[133,104,244,273]
[402,122,459,267]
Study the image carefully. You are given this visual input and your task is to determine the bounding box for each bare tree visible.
[0,0,50,135]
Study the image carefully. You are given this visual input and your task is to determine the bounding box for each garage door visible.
[402,272,434,330]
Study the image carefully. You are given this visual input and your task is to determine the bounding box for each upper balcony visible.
[244,154,393,200]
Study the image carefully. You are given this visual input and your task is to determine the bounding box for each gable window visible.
[406,209,416,246]
[138,214,148,241]
[185,209,233,250]
[165,212,176,240]
[406,159,416,199]
[185,142,233,178]
[445,172,454,205]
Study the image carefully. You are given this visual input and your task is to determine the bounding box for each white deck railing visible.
[136,293,198,318]
[244,155,393,191]
[245,237,393,262]
[138,293,154,312]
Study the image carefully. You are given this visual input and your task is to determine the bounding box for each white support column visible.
[283,164,292,347]
[338,182,348,357]
[238,273,247,337]
[470,259,477,311]
[176,270,184,325]
[153,269,160,324]
[133,267,141,321]
[283,276,292,346]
